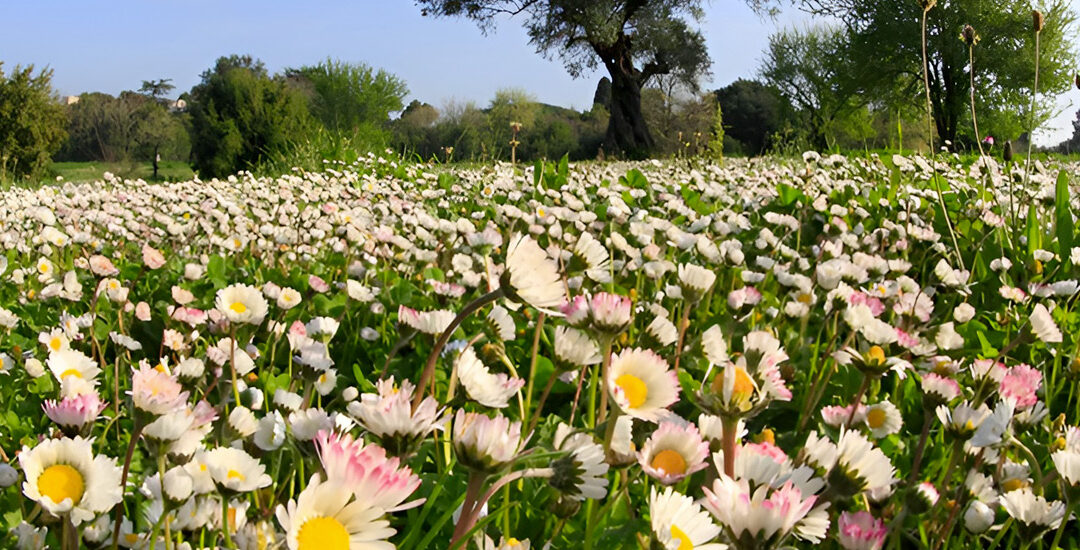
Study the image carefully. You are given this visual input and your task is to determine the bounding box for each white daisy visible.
[607,348,680,423]
[456,346,524,409]
[275,474,395,550]
[649,486,724,550]
[18,436,123,525]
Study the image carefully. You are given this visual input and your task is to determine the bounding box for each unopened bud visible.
[1003,140,1013,162]
[961,25,979,46]
[1033,10,1045,32]
[920,0,937,11]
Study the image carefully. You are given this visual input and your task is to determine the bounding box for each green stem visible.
[220,495,235,549]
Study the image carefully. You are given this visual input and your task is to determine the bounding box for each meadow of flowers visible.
[0,150,1078,550]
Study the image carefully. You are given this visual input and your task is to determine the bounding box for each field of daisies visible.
[0,150,1079,550]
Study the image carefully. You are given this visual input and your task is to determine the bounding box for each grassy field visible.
[49,160,194,184]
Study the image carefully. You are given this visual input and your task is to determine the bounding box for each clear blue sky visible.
[1,1,1074,144]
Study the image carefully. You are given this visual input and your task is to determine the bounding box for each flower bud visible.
[961,25,979,46]
[0,463,17,488]
[1003,140,1013,162]
[964,500,995,533]
[1033,10,1044,32]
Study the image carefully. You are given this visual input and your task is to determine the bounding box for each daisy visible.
[702,475,820,549]
[649,486,724,550]
[837,511,887,550]
[275,474,395,550]
[347,378,447,457]
[46,349,100,383]
[487,305,516,341]
[1029,304,1062,343]
[44,392,107,436]
[549,423,608,501]
[645,315,678,347]
[964,500,995,533]
[18,436,123,525]
[452,410,522,473]
[678,263,717,303]
[314,431,422,512]
[553,326,601,368]
[456,346,524,409]
[587,292,632,335]
[638,422,710,485]
[503,234,565,310]
[215,284,269,325]
[38,328,69,354]
[1000,488,1066,537]
[607,348,680,422]
[863,402,901,438]
[130,365,189,416]
[572,232,611,283]
[200,447,273,494]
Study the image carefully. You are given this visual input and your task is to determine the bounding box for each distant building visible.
[61,95,80,105]
[168,98,187,112]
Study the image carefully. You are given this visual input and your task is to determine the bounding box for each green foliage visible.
[714,79,785,156]
[57,91,189,165]
[287,59,408,148]
[799,0,1079,147]
[708,99,723,159]
[188,55,314,178]
[0,63,67,182]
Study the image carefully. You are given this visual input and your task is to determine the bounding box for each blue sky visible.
[2,1,1074,144]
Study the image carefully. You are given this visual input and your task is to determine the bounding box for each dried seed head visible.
[1075,74,1080,91]
[1033,10,1045,32]
[920,0,937,11]
[1003,141,1013,163]
[961,25,979,46]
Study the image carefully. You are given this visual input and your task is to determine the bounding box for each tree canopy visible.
[414,0,759,158]
[0,63,67,181]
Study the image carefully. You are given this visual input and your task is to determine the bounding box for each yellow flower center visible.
[1001,478,1027,492]
[866,346,886,365]
[650,449,688,476]
[228,506,238,530]
[39,263,49,274]
[797,293,812,304]
[615,374,648,409]
[230,302,247,314]
[227,469,245,481]
[49,337,62,351]
[757,428,775,445]
[125,534,140,544]
[296,516,350,550]
[59,368,82,379]
[506,538,522,547]
[671,524,694,550]
[866,408,887,429]
[731,367,755,398]
[38,464,84,505]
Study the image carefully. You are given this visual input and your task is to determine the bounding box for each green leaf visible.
[776,182,805,207]
[1026,203,1042,257]
[1055,170,1073,255]
[207,254,227,287]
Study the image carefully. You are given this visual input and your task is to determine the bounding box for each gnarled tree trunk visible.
[600,42,655,160]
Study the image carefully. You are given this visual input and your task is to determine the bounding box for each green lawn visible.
[49,160,194,184]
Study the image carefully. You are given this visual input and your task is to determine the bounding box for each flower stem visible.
[672,304,691,374]
[450,472,488,546]
[220,495,234,549]
[845,375,871,429]
[523,313,546,430]
[414,288,505,410]
[596,339,614,425]
[111,421,144,550]
[721,416,739,477]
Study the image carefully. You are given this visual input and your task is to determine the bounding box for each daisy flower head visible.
[702,475,821,549]
[456,346,524,409]
[702,331,790,419]
[548,423,609,501]
[1000,488,1066,538]
[921,372,961,409]
[638,421,709,485]
[553,326,601,369]
[200,447,272,494]
[130,364,188,416]
[837,511,887,550]
[314,430,422,512]
[649,486,724,550]
[678,263,717,303]
[587,292,632,335]
[348,377,447,458]
[502,233,565,311]
[863,401,902,438]
[275,474,395,550]
[46,349,100,384]
[18,436,123,525]
[43,391,107,437]
[607,348,680,422]
[452,410,523,474]
[215,283,269,326]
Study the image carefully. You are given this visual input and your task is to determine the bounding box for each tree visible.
[138,78,177,178]
[187,55,313,178]
[714,79,785,155]
[414,0,774,158]
[760,25,864,150]
[0,63,67,181]
[797,0,1078,147]
[287,59,408,147]
[59,91,190,172]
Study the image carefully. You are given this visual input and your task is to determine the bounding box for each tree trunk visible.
[152,145,160,179]
[603,59,654,159]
